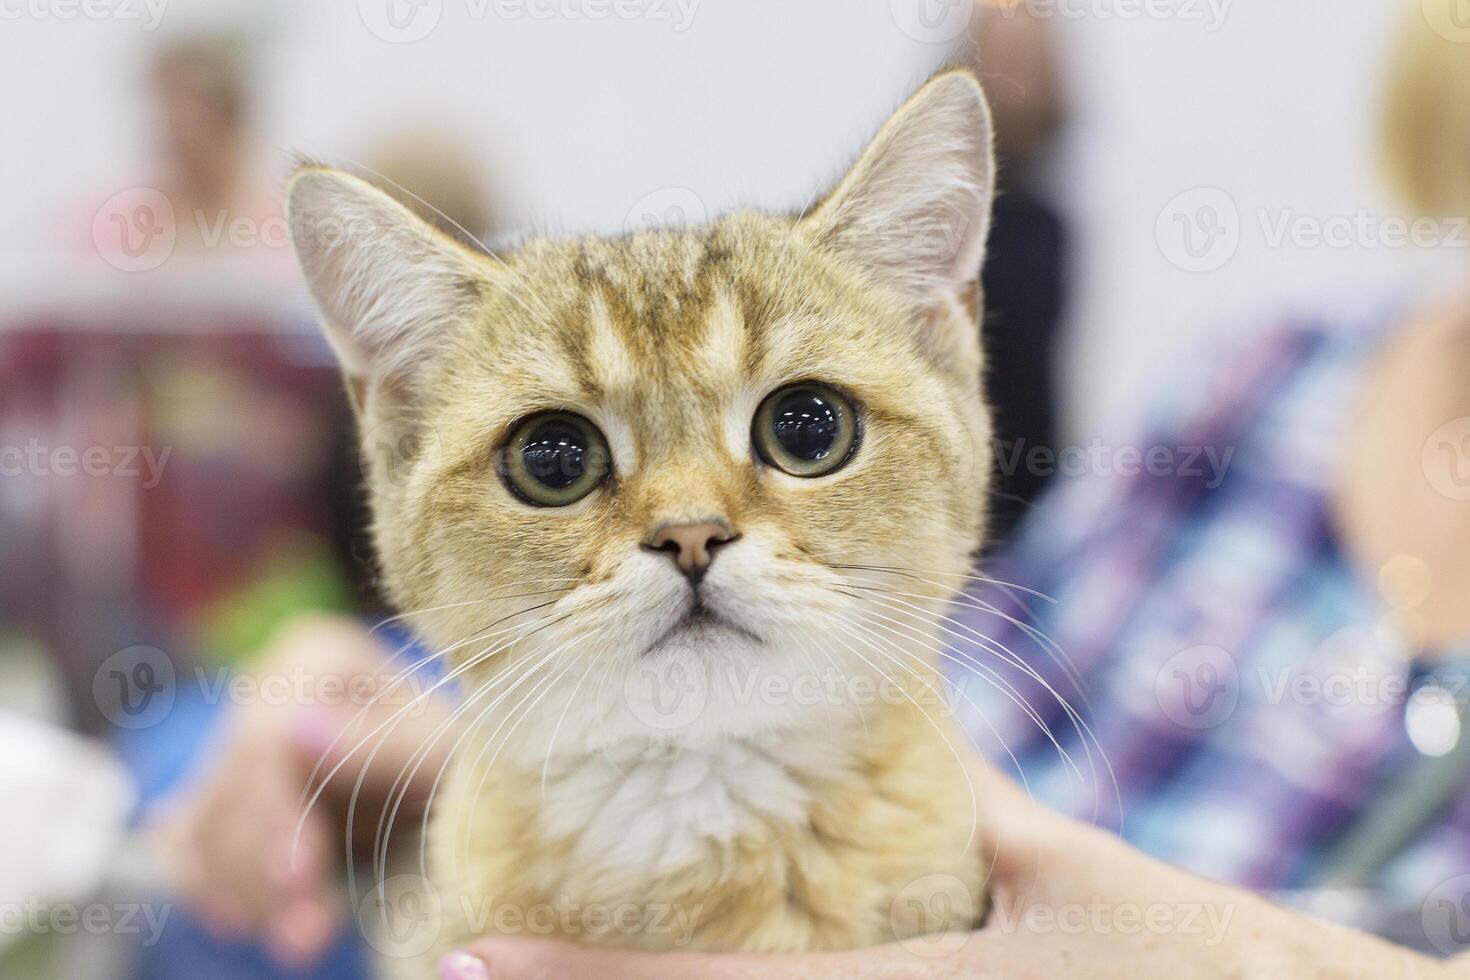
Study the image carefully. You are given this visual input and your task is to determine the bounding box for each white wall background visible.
[0,0,1460,437]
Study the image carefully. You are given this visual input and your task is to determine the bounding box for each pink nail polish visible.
[439,951,490,980]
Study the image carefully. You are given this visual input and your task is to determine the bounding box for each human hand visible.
[151,613,452,968]
[436,754,1450,979]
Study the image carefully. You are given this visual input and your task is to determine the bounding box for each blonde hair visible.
[1383,0,1470,217]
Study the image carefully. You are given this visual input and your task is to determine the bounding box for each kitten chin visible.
[288,69,999,962]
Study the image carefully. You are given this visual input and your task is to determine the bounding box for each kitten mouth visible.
[644,600,762,654]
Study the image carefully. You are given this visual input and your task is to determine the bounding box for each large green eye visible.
[500,412,611,506]
[753,383,859,477]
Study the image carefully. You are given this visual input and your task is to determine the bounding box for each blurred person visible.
[965,0,1069,541]
[6,40,377,954]
[131,408,453,976]
[428,1,1470,976]
[126,402,459,973]
[75,29,298,281]
[138,143,494,975]
[147,614,455,973]
[146,32,280,255]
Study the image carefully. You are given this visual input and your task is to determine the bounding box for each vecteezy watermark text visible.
[461,896,702,943]
[93,646,444,730]
[993,438,1235,489]
[357,0,699,44]
[991,0,1231,29]
[622,658,955,732]
[0,0,167,29]
[891,0,1231,44]
[0,899,173,946]
[356,875,704,958]
[988,894,1237,946]
[0,440,171,487]
[1158,188,1470,273]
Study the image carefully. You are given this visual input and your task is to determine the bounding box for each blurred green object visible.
[0,630,69,725]
[0,929,50,978]
[189,532,355,667]
[1315,695,1470,891]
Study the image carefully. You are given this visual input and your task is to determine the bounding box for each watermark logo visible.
[358,874,443,958]
[1423,874,1470,956]
[1156,188,1240,273]
[92,652,441,730]
[1423,416,1470,502]
[93,187,175,272]
[890,874,975,958]
[624,187,709,236]
[358,0,443,42]
[93,645,176,730]
[1425,0,1470,43]
[890,0,974,43]
[622,655,710,732]
[87,185,498,267]
[1155,644,1239,730]
[359,419,443,506]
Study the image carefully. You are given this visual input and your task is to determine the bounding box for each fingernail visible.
[439,951,490,980]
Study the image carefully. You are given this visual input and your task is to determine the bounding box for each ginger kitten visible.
[288,71,997,957]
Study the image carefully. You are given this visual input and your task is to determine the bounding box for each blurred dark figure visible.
[138,128,494,976]
[962,2,1068,541]
[147,32,280,252]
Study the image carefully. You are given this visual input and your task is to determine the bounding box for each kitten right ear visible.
[286,167,485,405]
[799,71,995,307]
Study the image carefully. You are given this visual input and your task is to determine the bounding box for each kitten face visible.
[289,72,995,754]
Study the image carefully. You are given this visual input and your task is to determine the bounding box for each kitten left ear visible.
[286,166,486,411]
[800,71,996,306]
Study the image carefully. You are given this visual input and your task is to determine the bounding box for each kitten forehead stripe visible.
[699,287,746,380]
[586,292,638,395]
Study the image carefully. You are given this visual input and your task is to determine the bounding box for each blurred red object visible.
[0,312,356,732]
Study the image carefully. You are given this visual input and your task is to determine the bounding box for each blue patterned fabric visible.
[950,314,1469,916]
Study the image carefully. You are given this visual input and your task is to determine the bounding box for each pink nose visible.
[645,521,736,582]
